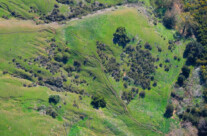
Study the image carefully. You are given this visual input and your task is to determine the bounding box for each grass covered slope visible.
[0,21,66,136]
[64,6,186,134]
[0,0,56,19]
[0,6,186,136]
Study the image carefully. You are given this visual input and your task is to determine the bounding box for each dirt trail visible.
[66,3,147,23]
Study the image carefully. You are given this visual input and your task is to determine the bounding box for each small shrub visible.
[54,53,63,62]
[165,66,170,72]
[144,42,152,50]
[163,13,176,29]
[91,95,106,109]
[153,82,157,87]
[164,104,174,118]
[182,65,190,78]
[178,74,186,86]
[123,82,128,88]
[49,95,60,105]
[139,91,145,98]
[46,107,58,118]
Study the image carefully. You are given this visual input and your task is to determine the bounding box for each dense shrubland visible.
[152,0,207,135]
[125,45,155,89]
[156,0,207,135]
[10,38,88,96]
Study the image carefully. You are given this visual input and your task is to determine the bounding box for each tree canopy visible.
[164,104,174,118]
[183,41,205,65]
[49,95,60,105]
[113,27,130,48]
[91,95,106,109]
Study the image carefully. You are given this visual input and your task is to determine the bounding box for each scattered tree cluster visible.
[183,41,205,65]
[153,0,175,29]
[179,104,207,136]
[125,45,156,89]
[11,38,87,95]
[144,42,152,50]
[37,105,58,118]
[42,1,110,23]
[43,5,66,22]
[168,40,176,52]
[96,41,121,81]
[121,88,139,104]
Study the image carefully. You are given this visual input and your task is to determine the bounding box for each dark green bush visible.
[144,42,152,50]
[182,65,190,78]
[177,74,186,86]
[164,104,174,118]
[46,107,58,118]
[139,91,145,98]
[113,27,130,48]
[91,95,106,109]
[163,13,176,29]
[49,95,60,105]
[183,41,205,65]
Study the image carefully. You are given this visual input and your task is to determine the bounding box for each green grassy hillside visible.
[0,0,56,19]
[0,5,186,136]
[0,21,66,135]
[64,7,186,134]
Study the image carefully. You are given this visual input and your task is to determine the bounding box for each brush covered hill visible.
[0,1,188,136]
